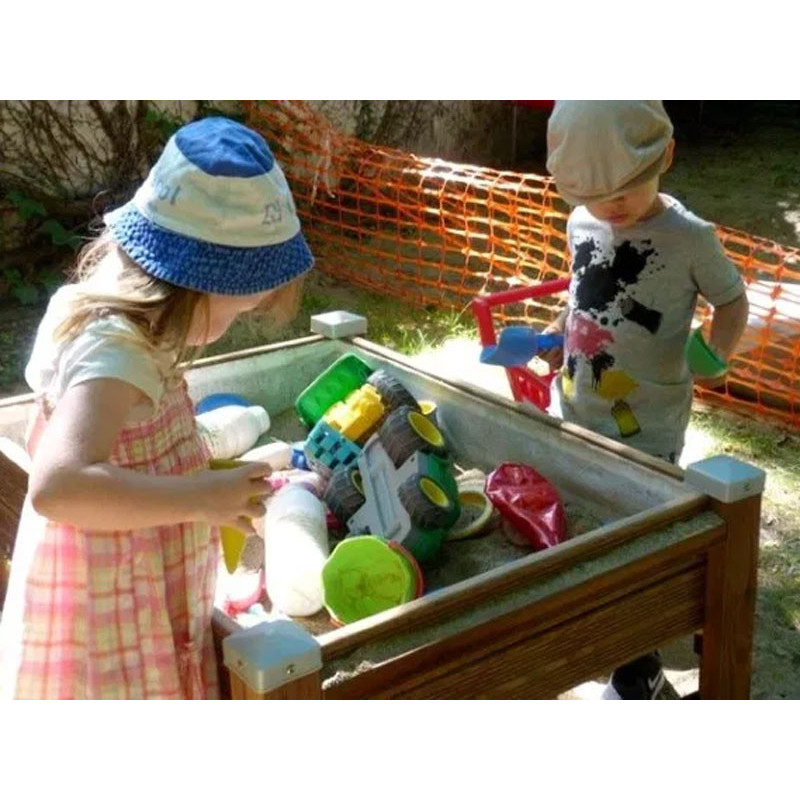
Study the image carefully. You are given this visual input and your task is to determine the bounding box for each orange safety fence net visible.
[245,101,800,428]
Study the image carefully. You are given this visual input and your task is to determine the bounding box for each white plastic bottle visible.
[264,484,329,617]
[239,440,293,471]
[196,405,270,459]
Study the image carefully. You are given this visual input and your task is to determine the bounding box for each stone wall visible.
[308,100,546,168]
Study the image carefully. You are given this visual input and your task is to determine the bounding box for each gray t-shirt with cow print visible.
[551,194,745,462]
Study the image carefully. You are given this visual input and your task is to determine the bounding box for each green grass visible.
[204,271,477,360]
[662,125,800,247]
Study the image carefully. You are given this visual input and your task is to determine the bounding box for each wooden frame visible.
[0,335,762,699]
[216,493,758,700]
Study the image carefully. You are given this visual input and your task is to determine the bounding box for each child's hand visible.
[539,322,564,371]
[694,373,727,391]
[196,461,274,535]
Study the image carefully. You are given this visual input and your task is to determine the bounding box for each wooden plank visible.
[262,673,322,699]
[0,447,27,557]
[211,610,236,700]
[323,526,724,700]
[327,565,706,699]
[404,567,705,699]
[699,494,762,699]
[319,495,711,660]
[0,393,35,410]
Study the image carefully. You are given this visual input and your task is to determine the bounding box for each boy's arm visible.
[697,293,749,389]
[689,226,749,388]
[543,306,569,334]
[708,293,749,364]
[540,307,568,369]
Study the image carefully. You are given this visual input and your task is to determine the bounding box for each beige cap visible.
[546,101,674,206]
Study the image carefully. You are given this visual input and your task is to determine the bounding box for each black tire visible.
[398,474,455,530]
[378,405,449,468]
[367,370,420,412]
[324,466,366,524]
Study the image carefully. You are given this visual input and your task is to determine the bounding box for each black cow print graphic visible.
[572,238,662,334]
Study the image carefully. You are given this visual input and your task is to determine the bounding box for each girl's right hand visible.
[194,461,273,535]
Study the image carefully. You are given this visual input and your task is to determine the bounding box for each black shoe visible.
[606,652,665,700]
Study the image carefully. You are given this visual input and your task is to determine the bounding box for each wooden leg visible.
[230,670,322,700]
[221,619,323,700]
[699,494,761,699]
[0,441,29,612]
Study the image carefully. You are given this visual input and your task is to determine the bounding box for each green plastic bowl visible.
[322,536,423,625]
[686,328,728,379]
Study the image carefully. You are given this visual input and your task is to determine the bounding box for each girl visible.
[0,116,314,699]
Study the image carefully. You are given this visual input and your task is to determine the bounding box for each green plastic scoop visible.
[686,328,728,378]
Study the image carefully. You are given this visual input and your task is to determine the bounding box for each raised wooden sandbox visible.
[0,334,763,699]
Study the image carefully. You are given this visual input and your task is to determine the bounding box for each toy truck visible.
[324,404,460,563]
[303,368,422,477]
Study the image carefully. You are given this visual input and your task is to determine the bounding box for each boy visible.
[543,101,749,698]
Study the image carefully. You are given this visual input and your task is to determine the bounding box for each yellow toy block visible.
[323,384,386,444]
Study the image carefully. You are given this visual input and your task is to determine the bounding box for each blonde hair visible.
[55,232,209,375]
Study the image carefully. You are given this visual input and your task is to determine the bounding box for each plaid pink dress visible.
[0,381,220,699]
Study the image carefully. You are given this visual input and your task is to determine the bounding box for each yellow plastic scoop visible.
[210,459,251,574]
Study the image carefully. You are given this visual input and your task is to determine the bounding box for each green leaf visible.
[7,192,48,221]
[145,108,182,140]
[39,219,81,248]
[39,268,64,294]
[2,267,23,287]
[12,283,38,305]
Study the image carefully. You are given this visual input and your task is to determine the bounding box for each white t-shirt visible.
[25,285,174,419]
[553,194,745,462]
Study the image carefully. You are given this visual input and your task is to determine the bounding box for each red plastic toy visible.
[471,278,569,410]
[485,463,566,551]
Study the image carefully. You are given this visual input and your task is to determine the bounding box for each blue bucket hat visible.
[104,116,314,295]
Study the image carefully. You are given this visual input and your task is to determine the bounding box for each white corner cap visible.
[310,311,368,339]
[684,455,766,503]
[223,620,321,694]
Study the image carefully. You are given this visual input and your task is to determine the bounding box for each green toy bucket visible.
[322,536,424,625]
[686,328,728,379]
